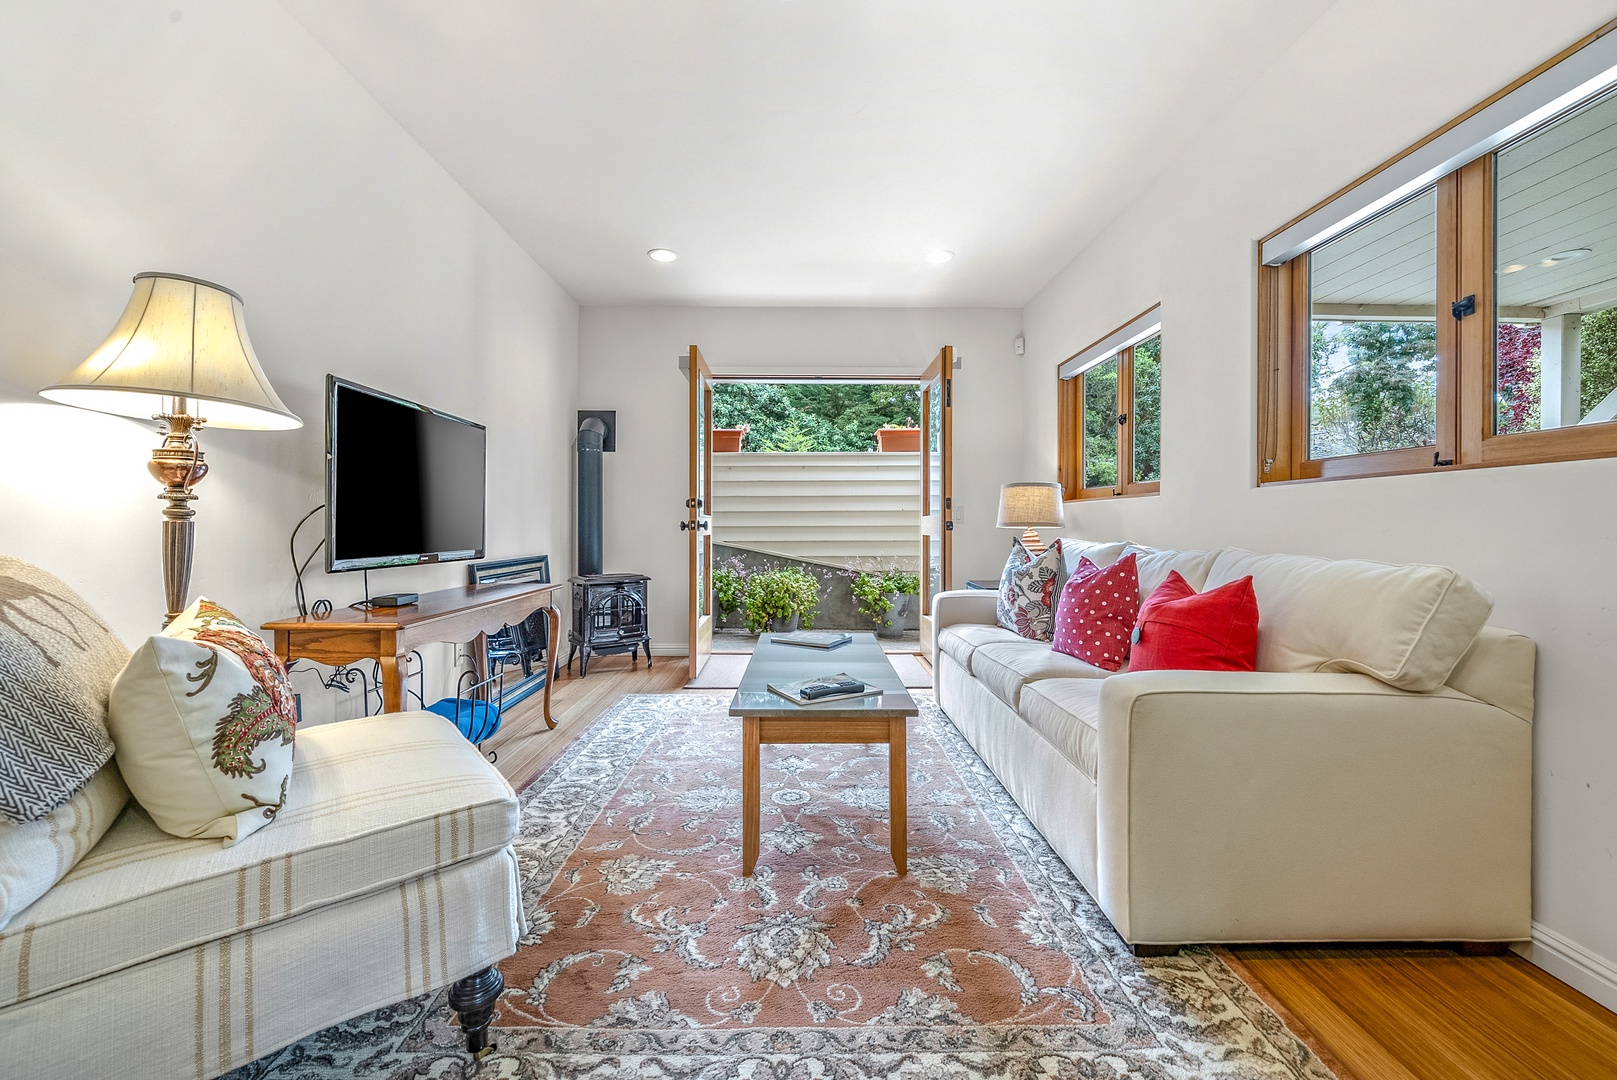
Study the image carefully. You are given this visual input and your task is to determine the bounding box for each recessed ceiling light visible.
[1539,248,1591,267]
[647,248,679,263]
[926,250,954,264]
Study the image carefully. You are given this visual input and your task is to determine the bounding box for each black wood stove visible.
[568,412,650,677]
[567,573,650,676]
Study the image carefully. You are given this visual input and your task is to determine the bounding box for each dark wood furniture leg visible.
[447,965,503,1059]
[1130,943,1181,957]
[538,603,560,729]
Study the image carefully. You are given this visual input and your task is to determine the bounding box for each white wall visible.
[0,2,578,716]
[1021,0,1617,1004]
[578,307,1024,650]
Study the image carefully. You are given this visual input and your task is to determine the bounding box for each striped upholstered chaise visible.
[0,558,525,1080]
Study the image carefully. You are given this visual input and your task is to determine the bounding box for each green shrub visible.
[850,569,921,627]
[713,559,747,617]
[741,567,820,632]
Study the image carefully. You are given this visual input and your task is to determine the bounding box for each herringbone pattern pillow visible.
[0,557,128,823]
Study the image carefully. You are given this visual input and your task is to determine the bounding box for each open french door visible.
[685,345,715,679]
[920,346,954,627]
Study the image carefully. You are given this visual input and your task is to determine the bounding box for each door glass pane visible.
[926,379,943,602]
[1131,336,1161,483]
[1308,188,1438,458]
[1082,355,1119,488]
[1495,88,1617,434]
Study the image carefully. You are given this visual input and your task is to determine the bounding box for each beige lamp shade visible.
[40,272,301,430]
[996,481,1065,529]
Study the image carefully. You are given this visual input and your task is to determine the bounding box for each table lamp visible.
[996,481,1065,555]
[40,272,301,624]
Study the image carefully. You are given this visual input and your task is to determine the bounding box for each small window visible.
[1058,311,1161,499]
[1258,22,1617,482]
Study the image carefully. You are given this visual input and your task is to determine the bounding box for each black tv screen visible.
[325,376,486,572]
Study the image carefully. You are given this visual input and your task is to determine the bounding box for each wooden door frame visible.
[920,346,954,614]
[687,345,715,679]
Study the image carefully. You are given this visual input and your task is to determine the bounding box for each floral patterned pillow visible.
[996,541,1065,641]
[109,597,297,845]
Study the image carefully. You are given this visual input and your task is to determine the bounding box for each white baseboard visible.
[1515,922,1617,1013]
[650,644,687,656]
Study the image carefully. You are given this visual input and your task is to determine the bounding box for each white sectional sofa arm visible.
[929,589,998,663]
[1093,670,1532,948]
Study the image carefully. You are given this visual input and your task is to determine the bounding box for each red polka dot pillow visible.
[1052,553,1140,671]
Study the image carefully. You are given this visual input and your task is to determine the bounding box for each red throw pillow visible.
[1052,553,1139,671]
[1129,571,1259,672]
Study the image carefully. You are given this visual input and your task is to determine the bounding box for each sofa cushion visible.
[1017,679,1102,781]
[1056,539,1133,575]
[937,624,1026,674]
[1203,549,1493,692]
[1129,545,1220,602]
[972,640,1112,710]
[0,556,129,824]
[996,541,1064,640]
[1053,554,1139,671]
[1130,572,1260,672]
[0,710,517,1008]
[0,766,128,932]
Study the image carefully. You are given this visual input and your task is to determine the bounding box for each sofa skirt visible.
[0,845,525,1080]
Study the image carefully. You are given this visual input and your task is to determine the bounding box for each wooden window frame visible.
[1258,19,1617,485]
[1058,312,1161,500]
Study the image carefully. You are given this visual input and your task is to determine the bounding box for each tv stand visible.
[264,581,566,725]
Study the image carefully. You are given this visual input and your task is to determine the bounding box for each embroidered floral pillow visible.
[996,541,1064,641]
[108,597,297,845]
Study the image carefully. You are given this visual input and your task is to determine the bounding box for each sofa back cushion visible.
[1127,545,1220,601]
[1056,539,1133,575]
[1203,549,1493,692]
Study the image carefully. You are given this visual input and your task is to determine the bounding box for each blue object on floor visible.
[427,697,503,743]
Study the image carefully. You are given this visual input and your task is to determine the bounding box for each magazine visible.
[767,673,881,705]
[772,631,853,649]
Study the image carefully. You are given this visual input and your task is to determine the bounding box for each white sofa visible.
[932,540,1533,953]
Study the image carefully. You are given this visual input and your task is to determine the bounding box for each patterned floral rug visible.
[233,693,1339,1079]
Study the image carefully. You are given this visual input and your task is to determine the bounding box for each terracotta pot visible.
[713,428,747,452]
[876,427,921,452]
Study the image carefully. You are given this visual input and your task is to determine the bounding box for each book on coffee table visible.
[767,673,882,705]
[772,631,853,649]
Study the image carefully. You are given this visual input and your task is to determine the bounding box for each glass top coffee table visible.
[728,632,920,876]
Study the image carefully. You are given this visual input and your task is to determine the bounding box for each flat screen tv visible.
[325,375,487,572]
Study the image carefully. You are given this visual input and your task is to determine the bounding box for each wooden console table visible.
[263,581,566,727]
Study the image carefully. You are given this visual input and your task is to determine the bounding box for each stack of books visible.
[773,630,853,649]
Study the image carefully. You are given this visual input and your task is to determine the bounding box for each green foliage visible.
[1580,308,1617,417]
[1082,356,1119,488]
[1309,320,1437,457]
[713,382,922,452]
[849,569,921,627]
[740,567,819,632]
[1131,337,1161,483]
[712,559,747,617]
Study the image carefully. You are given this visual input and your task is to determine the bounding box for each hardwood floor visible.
[485,658,1617,1080]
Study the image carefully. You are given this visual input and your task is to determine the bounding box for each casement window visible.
[1258,20,1617,482]
[1058,306,1161,499]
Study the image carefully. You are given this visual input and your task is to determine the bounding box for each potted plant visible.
[851,569,921,638]
[713,558,748,628]
[742,566,820,633]
[712,423,748,453]
[876,418,921,452]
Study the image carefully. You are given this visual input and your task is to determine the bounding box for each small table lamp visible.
[996,481,1065,555]
[40,272,301,624]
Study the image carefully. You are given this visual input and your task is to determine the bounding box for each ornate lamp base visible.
[1019,528,1046,555]
[148,412,208,625]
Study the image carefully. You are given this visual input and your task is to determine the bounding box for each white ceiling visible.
[279,1,1333,307]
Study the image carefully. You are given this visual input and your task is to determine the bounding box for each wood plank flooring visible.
[485,659,1617,1080]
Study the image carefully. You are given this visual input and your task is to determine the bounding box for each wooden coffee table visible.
[728,633,920,876]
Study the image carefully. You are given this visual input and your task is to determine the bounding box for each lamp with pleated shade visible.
[996,481,1064,555]
[40,273,301,623]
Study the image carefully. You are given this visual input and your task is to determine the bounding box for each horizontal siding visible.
[712,451,920,570]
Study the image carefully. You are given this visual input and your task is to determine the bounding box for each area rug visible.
[233,693,1337,1079]
[685,651,932,689]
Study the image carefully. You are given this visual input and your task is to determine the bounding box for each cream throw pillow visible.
[109,598,298,845]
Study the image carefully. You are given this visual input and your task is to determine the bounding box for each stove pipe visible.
[576,417,607,576]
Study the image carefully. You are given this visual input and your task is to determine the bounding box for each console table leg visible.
[540,603,560,730]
